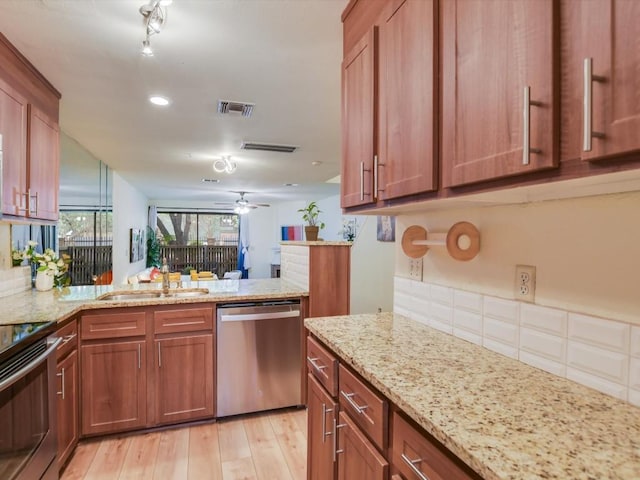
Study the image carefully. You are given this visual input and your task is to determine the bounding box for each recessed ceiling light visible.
[311,161,322,166]
[284,183,298,187]
[159,0,173,5]
[149,95,169,106]
[201,178,220,183]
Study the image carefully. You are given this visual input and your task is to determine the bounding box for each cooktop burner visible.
[0,321,56,364]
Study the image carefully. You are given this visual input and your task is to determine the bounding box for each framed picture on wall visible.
[377,216,396,242]
[130,228,145,263]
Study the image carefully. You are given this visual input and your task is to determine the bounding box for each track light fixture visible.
[213,156,237,174]
[139,1,169,56]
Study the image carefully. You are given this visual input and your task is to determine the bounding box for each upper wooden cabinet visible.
[441,0,558,188]
[377,0,437,199]
[28,105,60,220]
[341,0,438,208]
[0,33,60,221]
[0,78,28,217]
[561,0,640,163]
[341,27,377,208]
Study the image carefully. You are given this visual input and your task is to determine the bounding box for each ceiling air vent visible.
[241,142,298,153]
[217,100,254,117]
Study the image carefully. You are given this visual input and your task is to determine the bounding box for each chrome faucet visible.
[161,257,170,294]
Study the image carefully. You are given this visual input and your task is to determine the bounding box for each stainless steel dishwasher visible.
[216,300,302,417]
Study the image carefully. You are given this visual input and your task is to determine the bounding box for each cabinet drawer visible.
[307,336,338,397]
[154,307,214,335]
[392,412,478,480]
[338,364,388,450]
[56,319,78,359]
[81,311,146,340]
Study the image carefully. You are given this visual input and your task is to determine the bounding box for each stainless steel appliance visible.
[0,322,60,480]
[216,300,302,417]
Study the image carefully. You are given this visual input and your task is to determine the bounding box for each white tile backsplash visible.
[520,328,566,363]
[520,304,567,336]
[568,313,630,354]
[483,296,519,324]
[0,266,31,298]
[567,341,628,384]
[393,276,640,407]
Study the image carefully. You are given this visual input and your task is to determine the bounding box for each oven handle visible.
[0,337,62,392]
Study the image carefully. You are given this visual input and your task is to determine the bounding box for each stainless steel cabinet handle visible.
[56,368,65,400]
[359,161,365,201]
[401,453,431,480]
[28,189,38,216]
[522,86,542,165]
[158,342,162,367]
[373,155,378,200]
[322,404,334,443]
[17,191,28,213]
[333,418,346,462]
[307,356,327,372]
[138,343,141,369]
[62,333,76,345]
[340,390,368,414]
[583,57,606,152]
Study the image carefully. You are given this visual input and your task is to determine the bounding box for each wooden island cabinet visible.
[55,318,79,470]
[79,304,215,437]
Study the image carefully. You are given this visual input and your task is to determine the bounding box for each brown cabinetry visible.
[0,33,60,221]
[341,0,438,208]
[561,0,640,163]
[309,245,351,318]
[337,411,389,480]
[153,306,214,425]
[55,319,79,470]
[377,0,437,200]
[441,0,558,187]
[307,374,339,480]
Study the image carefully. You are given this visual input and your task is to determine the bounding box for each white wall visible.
[350,216,395,313]
[396,190,640,325]
[112,172,149,285]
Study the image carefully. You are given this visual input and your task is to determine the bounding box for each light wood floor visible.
[61,408,308,480]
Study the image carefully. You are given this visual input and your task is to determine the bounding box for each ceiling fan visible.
[214,192,270,214]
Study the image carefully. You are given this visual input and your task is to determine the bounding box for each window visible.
[155,212,239,276]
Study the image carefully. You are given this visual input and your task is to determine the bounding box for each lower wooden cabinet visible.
[337,411,388,480]
[56,319,79,471]
[81,340,147,436]
[307,374,338,480]
[154,334,214,425]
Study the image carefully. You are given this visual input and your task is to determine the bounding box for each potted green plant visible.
[298,201,325,241]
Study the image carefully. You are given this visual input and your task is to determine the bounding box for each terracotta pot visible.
[304,226,319,241]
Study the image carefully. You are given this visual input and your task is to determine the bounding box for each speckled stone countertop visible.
[2,278,308,326]
[305,313,640,480]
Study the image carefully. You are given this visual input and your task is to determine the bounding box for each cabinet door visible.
[154,334,214,425]
[307,374,338,480]
[28,105,59,220]
[56,349,78,470]
[378,0,437,200]
[309,246,350,318]
[81,340,147,436]
[337,411,388,480]
[442,0,557,187]
[342,27,377,208]
[564,0,640,162]
[0,78,28,216]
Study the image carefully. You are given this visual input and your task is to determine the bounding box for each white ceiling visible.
[0,0,345,208]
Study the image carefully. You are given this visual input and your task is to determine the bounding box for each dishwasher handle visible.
[220,309,300,322]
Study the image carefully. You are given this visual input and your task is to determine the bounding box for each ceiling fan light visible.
[141,39,154,56]
[234,204,250,215]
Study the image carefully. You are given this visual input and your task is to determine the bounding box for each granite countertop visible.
[305,313,640,480]
[2,278,308,326]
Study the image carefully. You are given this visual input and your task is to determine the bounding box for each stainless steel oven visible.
[0,327,61,480]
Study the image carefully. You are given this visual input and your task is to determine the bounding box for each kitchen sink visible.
[97,288,210,301]
[98,291,162,301]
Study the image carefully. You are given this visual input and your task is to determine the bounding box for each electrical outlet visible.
[515,265,536,302]
[409,258,423,281]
